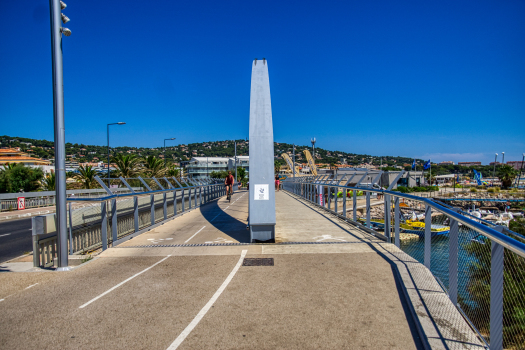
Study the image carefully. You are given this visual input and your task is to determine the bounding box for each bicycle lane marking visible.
[166,249,248,350]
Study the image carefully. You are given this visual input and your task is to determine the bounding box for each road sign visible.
[17,197,26,210]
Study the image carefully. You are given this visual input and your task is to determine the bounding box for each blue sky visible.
[1,0,524,164]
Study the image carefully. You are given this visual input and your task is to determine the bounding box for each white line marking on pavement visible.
[166,249,248,350]
[79,255,171,309]
[0,233,11,237]
[184,226,206,243]
[25,283,38,290]
[0,299,4,302]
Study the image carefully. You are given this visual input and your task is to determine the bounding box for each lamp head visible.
[61,27,71,36]
[117,122,126,125]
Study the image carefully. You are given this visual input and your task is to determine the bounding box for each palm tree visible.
[166,164,180,178]
[75,165,100,189]
[497,165,518,189]
[141,155,166,178]
[112,153,140,178]
[42,172,56,191]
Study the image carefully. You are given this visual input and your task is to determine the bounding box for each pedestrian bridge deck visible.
[0,190,483,349]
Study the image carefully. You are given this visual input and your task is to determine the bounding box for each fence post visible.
[342,188,347,217]
[334,187,338,214]
[199,186,202,206]
[188,188,192,209]
[490,226,505,350]
[111,198,117,245]
[163,192,167,220]
[366,192,371,228]
[353,190,357,222]
[32,216,41,267]
[194,187,197,207]
[384,194,391,241]
[68,202,73,255]
[134,196,139,232]
[448,208,460,306]
[424,204,431,269]
[101,201,108,251]
[327,186,332,210]
[150,194,155,225]
[394,197,400,247]
[173,189,177,215]
[182,188,185,212]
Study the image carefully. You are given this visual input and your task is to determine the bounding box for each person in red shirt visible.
[224,171,234,198]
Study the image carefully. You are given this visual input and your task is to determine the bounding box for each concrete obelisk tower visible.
[249,58,276,242]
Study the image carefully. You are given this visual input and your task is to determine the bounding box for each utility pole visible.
[163,138,176,167]
[49,0,72,271]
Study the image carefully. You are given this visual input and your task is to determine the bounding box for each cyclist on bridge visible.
[224,171,234,200]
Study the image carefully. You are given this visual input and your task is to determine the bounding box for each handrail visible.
[285,179,525,258]
[66,182,217,203]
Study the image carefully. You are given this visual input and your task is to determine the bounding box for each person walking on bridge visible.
[225,171,234,200]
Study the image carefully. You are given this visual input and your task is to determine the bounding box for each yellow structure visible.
[281,153,300,175]
[0,148,51,166]
[303,150,317,176]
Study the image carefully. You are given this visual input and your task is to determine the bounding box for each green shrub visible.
[396,186,410,193]
[454,184,463,188]
[470,188,477,193]
[487,188,495,193]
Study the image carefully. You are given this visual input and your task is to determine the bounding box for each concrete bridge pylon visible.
[248,58,276,242]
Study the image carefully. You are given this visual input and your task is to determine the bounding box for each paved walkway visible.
[0,190,483,349]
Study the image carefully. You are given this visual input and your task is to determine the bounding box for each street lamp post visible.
[49,0,72,271]
[493,153,498,181]
[502,152,505,166]
[234,140,237,185]
[107,122,126,185]
[163,138,176,167]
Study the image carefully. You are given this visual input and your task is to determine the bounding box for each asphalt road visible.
[0,218,32,263]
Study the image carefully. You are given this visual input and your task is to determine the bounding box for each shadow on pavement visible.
[198,191,250,243]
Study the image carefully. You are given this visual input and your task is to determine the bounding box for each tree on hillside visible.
[41,172,55,191]
[166,165,180,178]
[0,163,44,193]
[75,165,100,189]
[497,165,518,189]
[112,154,140,178]
[141,155,166,178]
[237,167,246,183]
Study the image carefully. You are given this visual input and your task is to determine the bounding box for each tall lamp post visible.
[502,152,505,166]
[516,153,525,188]
[49,0,72,271]
[234,140,237,184]
[493,153,498,181]
[163,138,176,166]
[107,122,126,185]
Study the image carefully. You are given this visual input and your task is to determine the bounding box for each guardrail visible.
[283,175,525,350]
[32,176,229,268]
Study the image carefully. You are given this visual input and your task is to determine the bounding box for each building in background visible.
[439,161,455,165]
[458,162,482,167]
[0,148,53,173]
[506,161,525,170]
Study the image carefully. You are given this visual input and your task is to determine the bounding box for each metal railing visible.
[32,176,228,268]
[283,175,525,350]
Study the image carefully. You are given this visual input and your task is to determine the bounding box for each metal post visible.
[448,208,459,305]
[199,186,202,206]
[49,0,69,270]
[181,188,185,212]
[394,197,400,247]
[342,188,347,216]
[68,202,73,255]
[334,187,338,213]
[194,186,197,207]
[163,192,167,220]
[173,189,177,215]
[366,192,370,228]
[328,186,332,210]
[234,141,237,189]
[188,188,192,209]
[353,190,357,222]
[384,194,391,241]
[490,226,504,350]
[150,194,155,225]
[101,201,108,251]
[424,205,432,269]
[134,196,138,232]
[111,198,117,245]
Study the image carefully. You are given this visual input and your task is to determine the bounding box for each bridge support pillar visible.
[394,197,400,247]
[248,58,276,242]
